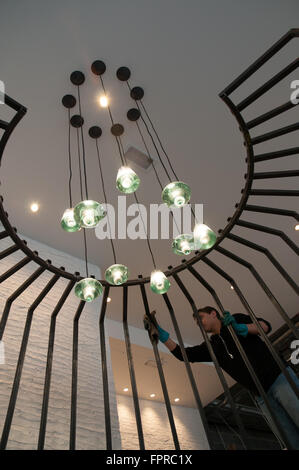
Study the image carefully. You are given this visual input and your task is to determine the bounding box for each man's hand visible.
[222,311,248,337]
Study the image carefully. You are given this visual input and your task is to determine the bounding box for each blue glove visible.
[222,311,248,337]
[157,325,170,343]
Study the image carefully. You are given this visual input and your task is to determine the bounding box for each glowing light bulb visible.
[150,270,170,294]
[172,234,195,256]
[61,208,81,232]
[295,224,299,231]
[74,278,103,302]
[74,200,106,229]
[150,394,156,398]
[105,264,129,286]
[116,166,140,194]
[99,95,108,107]
[162,181,191,208]
[193,223,217,250]
[123,388,129,392]
[174,398,180,402]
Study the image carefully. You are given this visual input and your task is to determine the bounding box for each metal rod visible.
[227,232,299,295]
[122,285,145,450]
[254,147,299,162]
[247,101,296,129]
[220,28,299,96]
[0,120,8,130]
[0,274,60,449]
[215,245,299,341]
[244,204,299,222]
[69,300,86,450]
[252,170,299,180]
[0,266,46,340]
[0,230,9,240]
[38,280,76,450]
[0,257,31,284]
[172,270,249,449]
[99,286,112,450]
[201,256,295,449]
[0,244,19,260]
[249,189,299,197]
[162,291,219,450]
[237,58,299,111]
[236,219,299,255]
[251,122,299,145]
[139,281,180,450]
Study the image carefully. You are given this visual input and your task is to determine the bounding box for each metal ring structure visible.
[0,29,298,450]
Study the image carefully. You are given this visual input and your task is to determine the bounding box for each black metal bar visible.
[0,107,27,166]
[244,204,299,222]
[202,256,296,449]
[4,94,26,113]
[139,281,180,450]
[220,29,299,96]
[0,266,46,340]
[251,122,299,145]
[247,101,296,129]
[254,147,299,162]
[0,120,8,130]
[0,274,60,449]
[122,285,145,450]
[38,279,76,450]
[162,291,228,449]
[249,189,299,197]
[237,59,299,111]
[215,245,299,341]
[172,270,249,449]
[0,230,9,240]
[0,257,31,284]
[0,244,19,260]
[236,219,299,255]
[252,170,299,180]
[99,286,112,450]
[69,300,86,451]
[227,232,299,295]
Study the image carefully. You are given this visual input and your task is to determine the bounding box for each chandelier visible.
[60,63,216,301]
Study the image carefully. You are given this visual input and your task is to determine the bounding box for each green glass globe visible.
[162,181,191,208]
[105,264,129,286]
[116,166,140,194]
[172,234,195,256]
[61,208,81,232]
[74,200,106,229]
[193,223,217,250]
[74,277,103,302]
[150,270,171,294]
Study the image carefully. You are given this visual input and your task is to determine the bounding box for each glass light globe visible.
[172,234,195,256]
[193,223,217,250]
[162,181,191,208]
[116,166,140,194]
[105,264,129,286]
[61,208,81,232]
[74,278,103,302]
[150,270,171,294]
[74,200,106,229]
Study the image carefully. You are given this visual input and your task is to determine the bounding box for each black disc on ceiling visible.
[62,94,76,109]
[116,66,131,81]
[70,71,85,86]
[91,60,106,76]
[89,126,102,139]
[70,115,84,128]
[130,86,144,100]
[111,123,124,136]
[127,108,141,121]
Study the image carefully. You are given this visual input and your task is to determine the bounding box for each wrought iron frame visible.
[0,29,298,450]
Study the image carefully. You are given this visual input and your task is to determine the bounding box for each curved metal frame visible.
[0,29,298,450]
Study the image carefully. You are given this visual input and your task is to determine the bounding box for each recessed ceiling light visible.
[230,285,234,290]
[295,224,299,231]
[123,387,129,392]
[150,394,156,398]
[30,203,39,213]
[174,398,180,402]
[99,95,108,107]
[107,297,111,302]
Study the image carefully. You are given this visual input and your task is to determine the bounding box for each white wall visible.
[116,394,210,450]
[0,229,121,450]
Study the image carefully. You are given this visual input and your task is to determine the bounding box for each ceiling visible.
[0,0,298,349]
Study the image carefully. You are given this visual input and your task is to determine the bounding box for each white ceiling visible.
[0,0,298,348]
